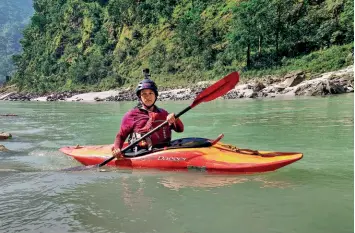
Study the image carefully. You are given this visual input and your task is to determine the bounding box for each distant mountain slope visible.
[0,0,34,83]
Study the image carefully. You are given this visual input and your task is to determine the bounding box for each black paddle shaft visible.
[99,106,192,167]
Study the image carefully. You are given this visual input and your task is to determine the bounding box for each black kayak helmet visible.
[135,68,158,97]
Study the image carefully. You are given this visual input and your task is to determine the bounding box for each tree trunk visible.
[246,42,251,68]
[258,35,262,57]
[275,4,280,59]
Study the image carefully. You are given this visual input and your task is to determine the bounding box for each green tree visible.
[230,0,273,68]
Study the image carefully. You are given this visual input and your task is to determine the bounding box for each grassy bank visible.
[242,43,354,80]
[140,43,354,88]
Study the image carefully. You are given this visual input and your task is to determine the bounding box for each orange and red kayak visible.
[59,136,303,174]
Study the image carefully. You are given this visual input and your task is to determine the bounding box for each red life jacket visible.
[113,105,184,151]
[130,107,174,149]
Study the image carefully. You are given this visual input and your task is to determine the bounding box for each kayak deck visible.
[59,141,303,174]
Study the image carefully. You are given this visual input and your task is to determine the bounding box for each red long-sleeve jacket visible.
[113,106,184,150]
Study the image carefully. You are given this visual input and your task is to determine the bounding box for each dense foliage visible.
[0,0,34,83]
[9,0,354,93]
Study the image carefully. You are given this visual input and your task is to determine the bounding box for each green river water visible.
[0,94,353,233]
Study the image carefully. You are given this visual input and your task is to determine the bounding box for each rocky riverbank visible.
[0,66,353,102]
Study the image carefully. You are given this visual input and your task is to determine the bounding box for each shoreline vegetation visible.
[0,65,353,102]
[2,0,353,96]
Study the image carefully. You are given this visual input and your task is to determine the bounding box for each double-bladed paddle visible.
[62,71,239,171]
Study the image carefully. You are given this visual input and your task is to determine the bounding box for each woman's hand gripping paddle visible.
[62,72,239,171]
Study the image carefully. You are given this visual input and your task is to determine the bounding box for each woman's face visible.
[140,89,156,106]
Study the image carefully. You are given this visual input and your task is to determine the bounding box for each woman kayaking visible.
[112,69,184,158]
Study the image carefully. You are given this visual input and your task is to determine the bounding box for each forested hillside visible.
[0,0,34,83]
[9,0,354,93]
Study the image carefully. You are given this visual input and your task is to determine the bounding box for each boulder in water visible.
[0,132,12,140]
[0,145,9,151]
